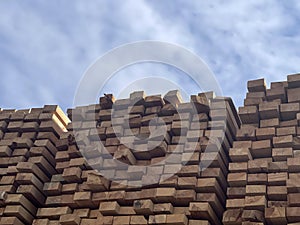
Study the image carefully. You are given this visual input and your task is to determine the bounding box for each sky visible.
[1,0,300,112]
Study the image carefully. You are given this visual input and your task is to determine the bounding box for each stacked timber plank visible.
[33,90,240,225]
[223,73,300,225]
[3,74,300,224]
[0,105,70,225]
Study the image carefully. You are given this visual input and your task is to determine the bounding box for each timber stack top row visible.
[0,73,300,225]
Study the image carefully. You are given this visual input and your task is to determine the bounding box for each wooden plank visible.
[246,91,265,100]
[166,214,188,225]
[266,86,286,102]
[229,162,248,173]
[59,214,81,225]
[248,159,269,173]
[244,195,266,211]
[5,194,37,216]
[288,193,300,206]
[15,173,43,192]
[0,217,24,225]
[16,184,45,207]
[16,162,49,183]
[259,101,280,120]
[133,199,154,215]
[222,208,243,225]
[62,167,82,183]
[280,103,300,120]
[112,215,130,224]
[114,148,136,165]
[267,186,287,201]
[238,106,259,124]
[200,168,227,192]
[235,124,256,141]
[242,210,264,223]
[130,215,147,225]
[247,173,267,185]
[0,146,12,157]
[277,126,296,136]
[251,139,272,158]
[227,187,246,199]
[287,207,300,223]
[149,215,166,224]
[255,127,275,140]
[175,190,196,206]
[99,201,120,216]
[245,185,266,196]
[196,193,224,218]
[229,148,252,162]
[144,95,164,107]
[34,139,57,157]
[42,105,70,127]
[153,203,174,214]
[226,198,244,209]
[73,191,94,208]
[43,182,62,196]
[272,148,293,161]
[287,174,300,193]
[288,158,300,172]
[287,73,300,88]
[227,172,247,187]
[196,178,225,204]
[177,177,197,189]
[268,161,288,173]
[260,118,279,128]
[155,188,176,203]
[37,207,71,220]
[273,135,293,148]
[288,87,300,103]
[4,205,34,224]
[189,202,221,225]
[247,78,266,92]
[268,172,288,186]
[86,172,110,191]
[244,97,263,107]
[30,147,56,168]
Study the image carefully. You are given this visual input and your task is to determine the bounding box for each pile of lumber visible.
[34,90,239,225]
[0,105,70,225]
[2,73,300,224]
[223,73,300,225]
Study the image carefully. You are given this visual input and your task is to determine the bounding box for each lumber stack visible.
[0,105,70,225]
[33,90,239,225]
[223,73,300,225]
[2,73,300,224]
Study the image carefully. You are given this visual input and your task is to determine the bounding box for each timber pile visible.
[33,90,240,225]
[1,74,300,224]
[223,73,300,225]
[0,105,70,225]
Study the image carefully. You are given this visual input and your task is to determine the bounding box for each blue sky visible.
[1,1,300,111]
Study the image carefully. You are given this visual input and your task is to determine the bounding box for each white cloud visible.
[0,0,300,111]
